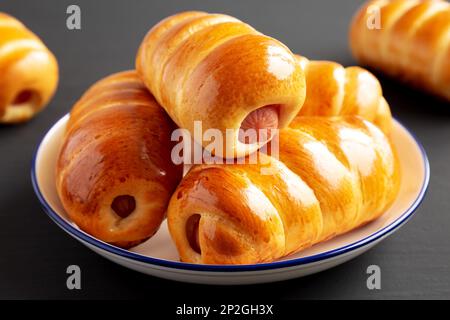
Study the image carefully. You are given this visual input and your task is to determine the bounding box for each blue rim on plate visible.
[31,117,430,272]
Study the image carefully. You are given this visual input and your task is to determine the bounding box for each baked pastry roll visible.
[0,12,58,123]
[136,11,306,158]
[167,116,400,264]
[296,55,392,133]
[56,71,183,248]
[350,0,450,101]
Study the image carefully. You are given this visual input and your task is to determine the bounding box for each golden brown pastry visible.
[295,55,392,133]
[56,71,183,248]
[0,12,58,123]
[350,0,450,101]
[167,116,400,264]
[136,11,306,158]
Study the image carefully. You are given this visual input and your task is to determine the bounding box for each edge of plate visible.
[31,116,430,272]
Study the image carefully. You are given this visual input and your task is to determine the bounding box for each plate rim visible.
[31,115,430,272]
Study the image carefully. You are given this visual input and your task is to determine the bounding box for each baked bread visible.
[350,0,450,101]
[167,116,400,264]
[56,71,183,248]
[136,11,305,158]
[296,55,392,133]
[0,12,58,123]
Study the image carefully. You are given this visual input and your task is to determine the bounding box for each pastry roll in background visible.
[56,71,183,248]
[0,12,58,123]
[350,0,450,101]
[167,116,400,264]
[136,11,306,158]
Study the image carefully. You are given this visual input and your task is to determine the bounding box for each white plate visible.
[32,115,429,285]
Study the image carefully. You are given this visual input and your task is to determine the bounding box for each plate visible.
[31,115,429,285]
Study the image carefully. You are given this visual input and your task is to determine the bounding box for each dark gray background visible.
[0,0,449,300]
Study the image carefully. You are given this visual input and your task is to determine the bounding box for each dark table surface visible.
[0,0,449,300]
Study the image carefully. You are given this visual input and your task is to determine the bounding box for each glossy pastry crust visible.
[350,0,450,101]
[0,12,58,123]
[136,11,306,158]
[167,116,400,264]
[56,71,183,248]
[296,55,392,134]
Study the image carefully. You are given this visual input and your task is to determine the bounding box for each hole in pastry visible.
[186,214,201,254]
[238,104,280,144]
[12,90,39,107]
[111,195,136,218]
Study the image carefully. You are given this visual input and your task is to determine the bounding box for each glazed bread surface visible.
[167,116,400,264]
[56,71,183,248]
[136,11,306,158]
[0,12,58,123]
[295,55,392,134]
[350,0,450,101]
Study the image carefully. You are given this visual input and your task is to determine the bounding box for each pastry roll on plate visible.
[56,71,183,248]
[167,116,400,264]
[136,11,306,158]
[295,55,392,134]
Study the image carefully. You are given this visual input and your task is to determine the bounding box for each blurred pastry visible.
[0,12,58,123]
[350,0,450,101]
